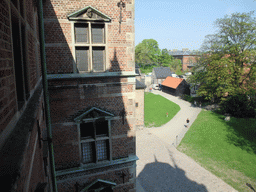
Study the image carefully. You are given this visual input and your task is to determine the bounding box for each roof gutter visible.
[37,0,58,191]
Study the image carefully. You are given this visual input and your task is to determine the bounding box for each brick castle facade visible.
[0,0,54,191]
[0,0,137,191]
[43,0,137,191]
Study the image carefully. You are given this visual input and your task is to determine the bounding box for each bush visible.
[181,95,210,106]
[220,94,256,118]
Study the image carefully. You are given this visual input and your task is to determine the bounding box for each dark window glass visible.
[95,120,108,137]
[91,24,104,44]
[12,16,25,109]
[92,47,104,71]
[75,23,88,43]
[80,122,94,138]
[81,142,95,163]
[96,140,108,161]
[76,47,89,72]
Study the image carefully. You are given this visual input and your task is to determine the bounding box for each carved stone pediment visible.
[67,6,111,21]
[74,107,114,123]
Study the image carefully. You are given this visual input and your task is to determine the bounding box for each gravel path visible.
[136,90,237,192]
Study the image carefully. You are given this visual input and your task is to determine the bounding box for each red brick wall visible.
[182,55,197,71]
[57,167,134,192]
[43,0,135,74]
[52,124,80,170]
[0,0,52,191]
[0,0,17,133]
[135,89,145,128]
[112,136,135,159]
[44,0,136,191]
[0,0,44,132]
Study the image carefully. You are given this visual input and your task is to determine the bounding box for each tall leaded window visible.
[75,107,114,164]
[80,120,109,164]
[74,23,106,72]
[68,6,111,73]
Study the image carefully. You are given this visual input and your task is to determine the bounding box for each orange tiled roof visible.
[161,76,184,89]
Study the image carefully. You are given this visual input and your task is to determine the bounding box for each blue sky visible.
[135,0,256,51]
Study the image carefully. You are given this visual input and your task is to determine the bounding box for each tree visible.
[158,48,174,67]
[190,12,256,102]
[135,39,161,67]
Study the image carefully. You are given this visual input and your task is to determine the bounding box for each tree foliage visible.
[135,39,161,67]
[190,12,256,102]
[135,39,183,75]
[158,48,174,67]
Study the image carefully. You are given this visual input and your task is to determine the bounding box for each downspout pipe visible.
[37,0,58,191]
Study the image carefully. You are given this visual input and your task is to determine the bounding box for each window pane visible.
[75,23,88,43]
[76,47,89,72]
[95,120,108,137]
[80,122,94,138]
[92,47,104,71]
[81,142,94,163]
[96,140,108,161]
[91,24,104,44]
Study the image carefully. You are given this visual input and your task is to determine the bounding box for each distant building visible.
[161,76,190,96]
[152,67,174,84]
[169,49,199,71]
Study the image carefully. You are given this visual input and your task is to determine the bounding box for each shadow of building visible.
[138,155,208,192]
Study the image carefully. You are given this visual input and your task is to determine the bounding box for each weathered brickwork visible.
[46,46,74,74]
[135,89,144,128]
[0,0,53,191]
[57,167,135,191]
[45,22,72,44]
[44,0,136,190]
[182,55,197,71]
[43,0,135,74]
[0,0,16,133]
[112,136,135,159]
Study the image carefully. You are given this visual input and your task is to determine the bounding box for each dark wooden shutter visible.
[92,47,104,71]
[76,47,89,72]
[75,23,88,43]
[91,24,104,44]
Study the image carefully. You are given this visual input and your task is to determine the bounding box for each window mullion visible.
[89,22,93,72]
[93,120,98,163]
[108,120,112,161]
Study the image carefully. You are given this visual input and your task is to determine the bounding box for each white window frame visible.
[73,21,106,73]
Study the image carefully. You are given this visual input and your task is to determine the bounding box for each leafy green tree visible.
[190,12,256,102]
[135,39,161,67]
[158,48,174,67]
[169,59,182,74]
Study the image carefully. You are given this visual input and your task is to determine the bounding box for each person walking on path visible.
[185,118,190,127]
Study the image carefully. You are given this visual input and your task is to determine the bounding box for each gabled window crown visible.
[67,6,111,21]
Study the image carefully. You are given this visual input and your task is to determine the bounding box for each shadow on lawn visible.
[138,153,208,192]
[214,112,256,154]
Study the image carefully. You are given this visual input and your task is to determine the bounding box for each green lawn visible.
[144,92,180,127]
[177,110,256,192]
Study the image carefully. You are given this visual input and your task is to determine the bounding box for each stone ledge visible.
[0,83,43,191]
[56,155,138,180]
[47,72,138,80]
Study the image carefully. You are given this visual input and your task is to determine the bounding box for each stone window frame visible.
[74,108,114,165]
[72,21,107,73]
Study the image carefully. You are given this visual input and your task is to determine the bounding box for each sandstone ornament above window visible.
[67,6,111,22]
